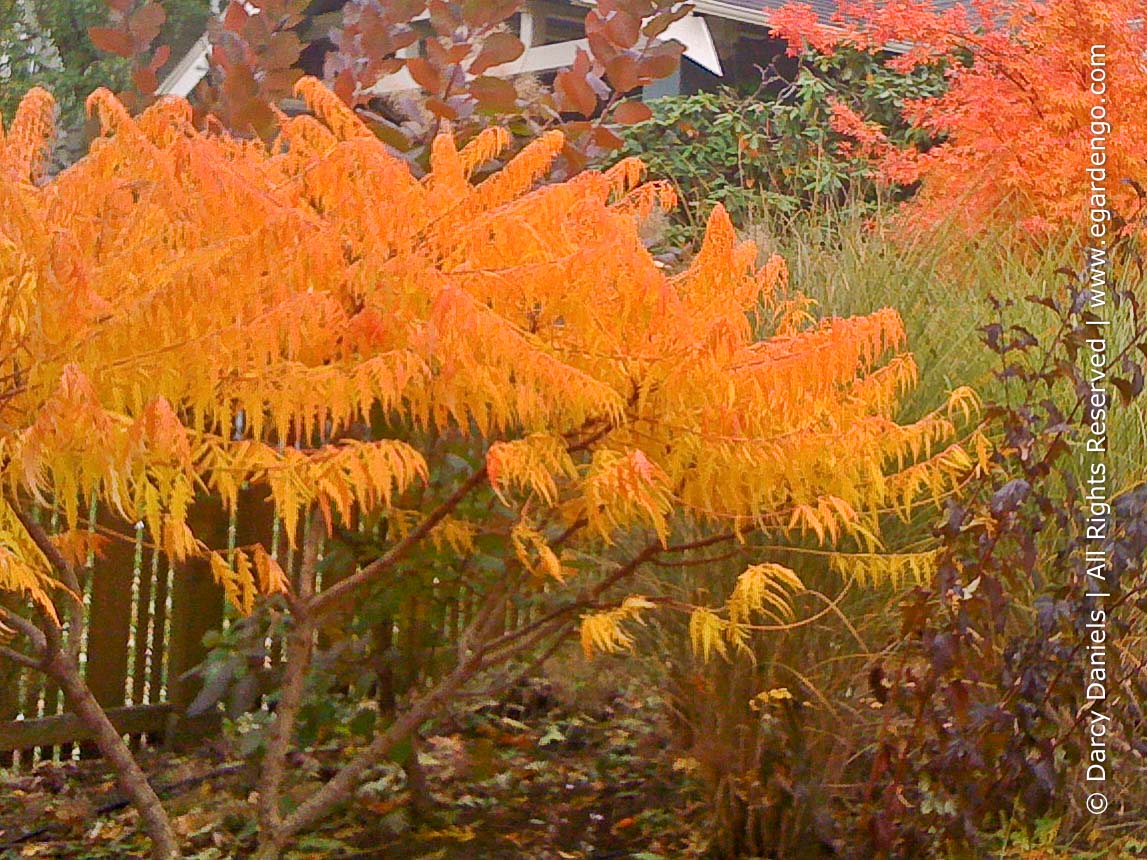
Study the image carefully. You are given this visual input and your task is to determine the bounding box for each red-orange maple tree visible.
[771,0,1147,241]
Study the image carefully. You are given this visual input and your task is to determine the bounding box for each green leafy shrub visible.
[616,46,949,250]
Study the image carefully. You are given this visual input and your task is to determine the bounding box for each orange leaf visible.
[612,99,652,126]
[88,27,135,58]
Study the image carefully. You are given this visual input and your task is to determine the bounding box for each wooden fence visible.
[0,489,501,768]
[0,491,272,767]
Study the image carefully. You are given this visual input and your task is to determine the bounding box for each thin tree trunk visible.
[257,514,322,838]
[45,648,182,860]
[251,536,660,857]
[403,733,431,822]
[253,659,476,860]
[252,587,510,859]
[374,609,431,820]
[12,502,181,859]
[256,614,314,833]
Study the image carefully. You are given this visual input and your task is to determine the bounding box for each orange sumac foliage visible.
[1,79,977,623]
[772,0,1147,241]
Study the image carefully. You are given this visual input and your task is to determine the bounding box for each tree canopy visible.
[0,77,984,857]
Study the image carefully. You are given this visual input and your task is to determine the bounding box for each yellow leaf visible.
[689,607,728,663]
[579,595,655,659]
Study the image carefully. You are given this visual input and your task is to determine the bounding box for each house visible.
[157,1,810,103]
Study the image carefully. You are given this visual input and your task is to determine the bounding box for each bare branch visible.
[0,643,40,669]
[0,605,47,655]
[307,465,489,618]
[8,495,85,657]
[258,512,323,834]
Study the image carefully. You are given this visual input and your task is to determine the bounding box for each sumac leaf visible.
[359,110,415,150]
